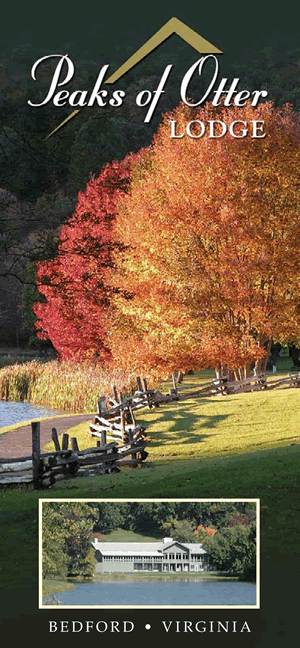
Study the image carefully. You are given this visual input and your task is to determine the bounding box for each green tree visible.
[42,502,96,579]
[203,524,256,577]
[42,505,68,579]
[128,502,177,534]
[161,518,196,543]
[91,502,129,533]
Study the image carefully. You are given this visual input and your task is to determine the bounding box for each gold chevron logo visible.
[106,17,222,83]
[46,17,222,139]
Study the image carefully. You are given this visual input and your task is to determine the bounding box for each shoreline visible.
[92,572,241,581]
[0,411,94,435]
[43,572,248,597]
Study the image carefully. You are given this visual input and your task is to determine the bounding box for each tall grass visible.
[0,361,136,412]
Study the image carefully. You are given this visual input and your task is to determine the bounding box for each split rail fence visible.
[155,371,300,401]
[1,371,299,489]
[0,379,151,489]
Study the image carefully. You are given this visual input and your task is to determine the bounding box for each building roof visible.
[92,539,207,556]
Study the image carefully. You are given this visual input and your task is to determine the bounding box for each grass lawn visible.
[45,383,300,459]
[43,579,75,597]
[101,528,161,542]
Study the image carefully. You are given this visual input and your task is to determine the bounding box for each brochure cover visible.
[0,1,299,645]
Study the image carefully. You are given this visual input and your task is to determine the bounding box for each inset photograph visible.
[39,498,259,608]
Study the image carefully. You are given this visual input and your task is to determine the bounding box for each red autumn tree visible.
[110,101,300,378]
[34,156,133,362]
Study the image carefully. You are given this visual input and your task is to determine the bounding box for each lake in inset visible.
[48,578,257,607]
[0,401,61,427]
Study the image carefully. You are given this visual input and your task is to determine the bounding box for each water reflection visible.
[46,578,256,607]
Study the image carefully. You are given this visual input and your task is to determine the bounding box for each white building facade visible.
[92,537,209,573]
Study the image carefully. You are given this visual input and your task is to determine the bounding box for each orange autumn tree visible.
[110,101,300,378]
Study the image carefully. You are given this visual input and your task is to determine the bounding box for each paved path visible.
[0,414,94,458]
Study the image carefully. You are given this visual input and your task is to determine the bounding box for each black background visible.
[1,1,300,644]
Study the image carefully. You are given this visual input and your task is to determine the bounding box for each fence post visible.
[51,427,60,452]
[113,385,120,403]
[128,429,137,464]
[62,434,69,450]
[31,421,41,490]
[142,377,152,408]
[98,396,107,416]
[129,405,136,426]
[71,437,80,453]
[120,410,126,441]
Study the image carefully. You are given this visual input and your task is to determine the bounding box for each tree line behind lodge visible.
[42,502,256,581]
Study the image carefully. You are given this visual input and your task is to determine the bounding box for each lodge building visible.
[92,537,209,573]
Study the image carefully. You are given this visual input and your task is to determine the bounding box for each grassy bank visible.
[43,579,76,597]
[92,572,240,581]
[0,360,136,412]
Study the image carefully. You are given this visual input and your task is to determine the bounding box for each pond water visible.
[0,401,61,427]
[49,579,256,607]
